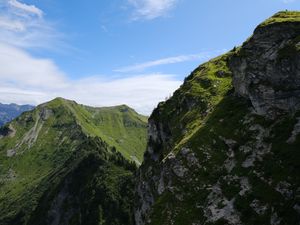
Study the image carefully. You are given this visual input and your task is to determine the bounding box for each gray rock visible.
[250,199,268,215]
[172,162,188,178]
[287,117,300,143]
[6,149,16,157]
[276,181,293,199]
[270,210,281,225]
[230,22,300,117]
[204,184,241,224]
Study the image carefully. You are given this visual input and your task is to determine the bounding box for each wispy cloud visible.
[0,0,63,50]
[115,50,225,73]
[0,1,182,115]
[8,0,43,17]
[0,43,181,115]
[281,0,298,3]
[128,0,177,20]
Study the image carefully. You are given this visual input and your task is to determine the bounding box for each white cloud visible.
[0,43,181,115]
[115,51,225,73]
[128,0,177,20]
[0,16,26,31]
[0,0,63,50]
[0,1,183,115]
[0,43,67,88]
[8,0,43,18]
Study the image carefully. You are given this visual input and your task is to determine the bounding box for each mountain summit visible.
[135,11,300,225]
[0,97,147,225]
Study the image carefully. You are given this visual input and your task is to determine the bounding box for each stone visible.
[6,149,16,157]
[230,21,300,117]
[250,199,268,215]
[287,117,300,143]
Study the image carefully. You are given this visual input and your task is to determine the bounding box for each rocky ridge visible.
[135,11,300,225]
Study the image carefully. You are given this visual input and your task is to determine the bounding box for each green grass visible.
[143,16,300,223]
[259,11,300,27]
[0,97,147,225]
[35,97,147,163]
[150,52,234,158]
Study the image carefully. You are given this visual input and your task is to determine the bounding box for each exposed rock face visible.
[135,11,300,225]
[230,19,300,117]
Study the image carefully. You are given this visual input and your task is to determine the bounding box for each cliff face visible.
[135,11,300,225]
[231,13,300,117]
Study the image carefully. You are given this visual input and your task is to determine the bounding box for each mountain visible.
[135,11,300,225]
[0,103,34,127]
[0,97,147,225]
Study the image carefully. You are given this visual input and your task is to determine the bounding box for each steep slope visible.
[0,103,34,127]
[0,97,147,225]
[135,11,300,225]
[82,104,148,164]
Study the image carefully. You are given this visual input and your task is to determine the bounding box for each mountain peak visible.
[0,97,148,224]
[10,97,147,162]
[259,11,300,28]
[135,11,300,225]
[39,97,76,108]
[230,11,300,117]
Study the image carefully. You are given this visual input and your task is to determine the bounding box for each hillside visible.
[0,103,34,127]
[0,97,147,225]
[135,11,300,225]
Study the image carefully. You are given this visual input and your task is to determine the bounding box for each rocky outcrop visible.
[135,11,300,225]
[230,12,300,117]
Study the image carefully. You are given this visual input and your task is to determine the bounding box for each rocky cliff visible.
[135,11,300,225]
[231,12,300,117]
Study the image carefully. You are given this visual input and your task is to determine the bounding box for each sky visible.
[0,0,299,115]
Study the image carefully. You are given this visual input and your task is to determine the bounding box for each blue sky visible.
[0,0,299,114]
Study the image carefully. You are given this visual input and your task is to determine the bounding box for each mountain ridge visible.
[0,97,147,225]
[134,10,300,225]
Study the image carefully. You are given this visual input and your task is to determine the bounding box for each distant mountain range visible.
[0,103,34,127]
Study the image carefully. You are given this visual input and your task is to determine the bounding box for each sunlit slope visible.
[0,97,147,224]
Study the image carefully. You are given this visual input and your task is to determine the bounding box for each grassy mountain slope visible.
[0,97,147,225]
[46,98,147,163]
[135,11,300,225]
